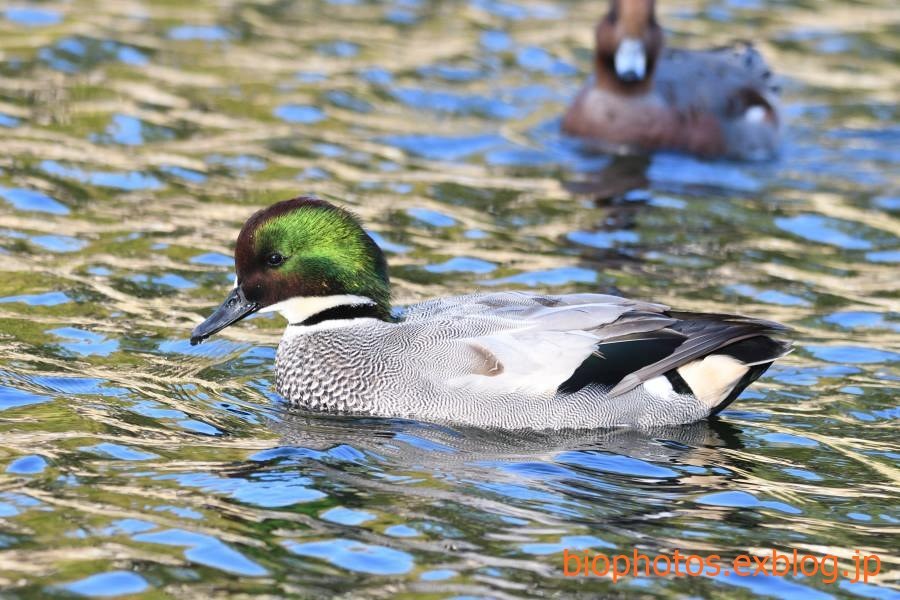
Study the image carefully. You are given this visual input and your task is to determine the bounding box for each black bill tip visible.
[190,286,259,345]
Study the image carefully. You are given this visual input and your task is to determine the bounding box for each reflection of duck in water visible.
[563,0,780,161]
[270,411,744,468]
[252,416,749,534]
[191,197,791,429]
[562,154,651,203]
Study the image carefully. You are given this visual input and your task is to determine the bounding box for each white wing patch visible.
[430,295,668,397]
[744,105,767,123]
[449,329,600,395]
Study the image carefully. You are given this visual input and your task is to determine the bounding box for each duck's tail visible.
[663,330,792,416]
[595,311,792,414]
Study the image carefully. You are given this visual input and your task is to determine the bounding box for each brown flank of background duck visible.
[562,0,781,161]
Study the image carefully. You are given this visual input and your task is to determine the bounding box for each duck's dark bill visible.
[190,287,259,345]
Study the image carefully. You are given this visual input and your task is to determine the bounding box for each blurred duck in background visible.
[563,0,781,161]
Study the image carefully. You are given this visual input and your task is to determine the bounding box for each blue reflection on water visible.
[31,235,87,253]
[0,492,42,517]
[480,267,597,287]
[426,257,497,274]
[727,284,811,307]
[0,113,20,127]
[806,345,900,364]
[161,165,208,183]
[4,7,61,27]
[81,443,159,461]
[6,455,48,474]
[783,468,822,481]
[521,534,613,555]
[866,249,900,263]
[823,312,899,332]
[135,529,267,576]
[407,207,456,227]
[101,519,157,536]
[63,571,149,597]
[316,40,359,57]
[568,230,640,249]
[392,88,527,119]
[49,327,119,357]
[285,538,414,575]
[386,524,419,538]
[0,187,69,214]
[366,230,410,254]
[516,46,577,75]
[714,570,834,600]
[760,433,819,447]
[321,507,376,526]
[190,252,234,266]
[168,25,232,41]
[381,134,504,161]
[481,30,512,52]
[557,451,679,478]
[420,569,456,581]
[0,291,70,306]
[0,386,51,411]
[274,104,327,124]
[158,471,326,507]
[696,491,802,515]
[776,214,875,250]
[41,160,162,190]
[648,155,761,191]
[205,154,267,173]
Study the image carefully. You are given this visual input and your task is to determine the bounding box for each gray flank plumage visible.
[274,292,790,430]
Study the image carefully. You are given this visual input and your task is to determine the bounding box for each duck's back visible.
[655,44,775,114]
[654,43,780,160]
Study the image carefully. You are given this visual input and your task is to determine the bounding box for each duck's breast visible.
[562,84,683,154]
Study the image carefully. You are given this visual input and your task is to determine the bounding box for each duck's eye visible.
[266,252,285,267]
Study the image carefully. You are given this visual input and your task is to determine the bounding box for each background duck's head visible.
[190,197,390,345]
[595,0,663,92]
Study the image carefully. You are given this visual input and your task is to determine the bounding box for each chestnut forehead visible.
[613,0,655,28]
[234,224,259,276]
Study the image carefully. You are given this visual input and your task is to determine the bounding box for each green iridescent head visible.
[191,197,390,344]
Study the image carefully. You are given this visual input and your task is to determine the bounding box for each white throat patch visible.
[259,294,376,325]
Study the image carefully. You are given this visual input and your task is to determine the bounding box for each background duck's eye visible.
[266,252,285,267]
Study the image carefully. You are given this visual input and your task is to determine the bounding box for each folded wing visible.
[446,294,790,411]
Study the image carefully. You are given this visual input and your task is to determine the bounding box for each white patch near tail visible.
[677,354,750,409]
[744,105,767,123]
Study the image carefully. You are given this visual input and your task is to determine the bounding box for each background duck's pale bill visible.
[614,38,647,81]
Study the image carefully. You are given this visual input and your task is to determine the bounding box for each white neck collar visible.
[259,294,376,325]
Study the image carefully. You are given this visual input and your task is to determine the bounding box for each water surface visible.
[0,0,898,597]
